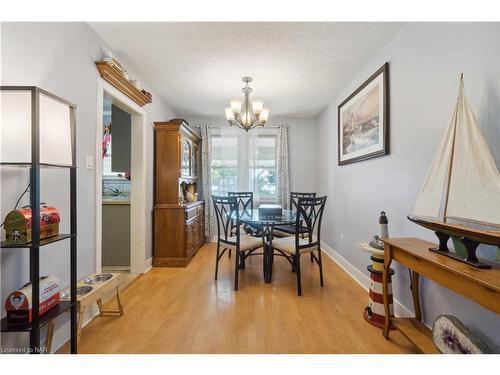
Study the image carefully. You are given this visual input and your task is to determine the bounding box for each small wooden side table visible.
[382,238,500,354]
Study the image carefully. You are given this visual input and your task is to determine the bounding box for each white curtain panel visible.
[219,126,261,203]
[200,124,216,236]
[276,124,290,208]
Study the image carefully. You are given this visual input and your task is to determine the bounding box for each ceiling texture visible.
[90,22,403,119]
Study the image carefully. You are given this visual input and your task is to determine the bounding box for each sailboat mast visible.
[442,73,463,223]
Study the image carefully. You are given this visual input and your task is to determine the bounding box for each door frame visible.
[95,78,148,274]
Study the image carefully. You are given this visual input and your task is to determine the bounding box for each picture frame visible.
[337,62,389,165]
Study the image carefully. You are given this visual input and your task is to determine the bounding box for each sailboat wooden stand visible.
[408,75,500,269]
[407,215,498,268]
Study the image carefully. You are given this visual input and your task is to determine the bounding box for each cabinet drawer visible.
[197,204,204,215]
[185,204,205,221]
[185,206,198,221]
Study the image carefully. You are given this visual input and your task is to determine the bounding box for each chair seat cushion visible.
[273,224,308,235]
[273,225,309,238]
[272,229,294,238]
[231,224,262,237]
[272,236,318,254]
[224,234,263,251]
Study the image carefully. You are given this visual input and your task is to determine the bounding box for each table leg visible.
[411,271,422,322]
[264,242,272,283]
[382,244,393,339]
[262,224,272,283]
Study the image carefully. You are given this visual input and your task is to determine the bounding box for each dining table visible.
[236,208,296,283]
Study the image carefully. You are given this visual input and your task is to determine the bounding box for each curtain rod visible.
[193,124,286,129]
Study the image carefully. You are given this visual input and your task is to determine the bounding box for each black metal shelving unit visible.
[0,86,78,354]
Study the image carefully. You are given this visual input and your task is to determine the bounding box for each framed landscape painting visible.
[338,63,389,165]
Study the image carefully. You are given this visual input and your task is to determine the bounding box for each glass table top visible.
[236,209,296,225]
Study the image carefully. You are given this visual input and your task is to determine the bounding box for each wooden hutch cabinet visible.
[153,119,205,267]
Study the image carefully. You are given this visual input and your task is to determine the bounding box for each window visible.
[210,128,277,203]
[210,136,238,196]
[250,136,276,202]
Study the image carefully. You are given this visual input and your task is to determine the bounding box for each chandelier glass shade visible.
[225,77,270,131]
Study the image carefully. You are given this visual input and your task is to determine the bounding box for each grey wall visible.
[0,22,175,351]
[317,22,500,351]
[184,116,318,193]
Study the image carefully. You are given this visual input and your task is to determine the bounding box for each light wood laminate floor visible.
[60,243,415,353]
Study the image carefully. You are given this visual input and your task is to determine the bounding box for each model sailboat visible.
[408,75,500,269]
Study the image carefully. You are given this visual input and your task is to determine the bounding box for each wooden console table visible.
[382,238,500,354]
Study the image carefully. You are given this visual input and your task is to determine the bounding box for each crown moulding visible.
[95,62,152,107]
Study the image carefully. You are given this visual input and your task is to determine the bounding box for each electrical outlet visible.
[86,155,94,170]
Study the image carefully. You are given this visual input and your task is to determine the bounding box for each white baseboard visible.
[321,241,413,318]
[144,257,153,273]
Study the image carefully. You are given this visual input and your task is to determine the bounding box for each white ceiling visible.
[90,22,403,118]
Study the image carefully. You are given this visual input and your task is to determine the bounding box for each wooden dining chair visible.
[270,196,327,296]
[212,195,263,290]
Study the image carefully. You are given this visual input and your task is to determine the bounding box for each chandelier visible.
[225,77,270,131]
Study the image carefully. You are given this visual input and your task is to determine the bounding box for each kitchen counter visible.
[102,199,131,205]
[102,203,130,267]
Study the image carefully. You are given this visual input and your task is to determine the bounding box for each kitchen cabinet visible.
[102,202,131,267]
[111,104,131,172]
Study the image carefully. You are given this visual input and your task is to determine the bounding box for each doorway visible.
[101,95,131,273]
[95,79,148,278]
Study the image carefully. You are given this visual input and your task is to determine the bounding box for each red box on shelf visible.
[5,275,60,325]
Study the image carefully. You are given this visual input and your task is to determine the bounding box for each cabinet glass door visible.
[181,139,191,177]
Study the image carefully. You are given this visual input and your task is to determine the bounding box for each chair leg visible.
[234,249,240,291]
[318,249,324,287]
[270,250,275,281]
[295,255,302,296]
[228,249,232,258]
[310,252,314,263]
[239,251,246,269]
[215,244,220,280]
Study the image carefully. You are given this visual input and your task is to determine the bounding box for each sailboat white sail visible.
[412,77,500,227]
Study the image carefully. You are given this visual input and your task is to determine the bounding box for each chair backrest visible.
[228,192,253,215]
[212,195,238,243]
[295,196,327,247]
[290,192,316,211]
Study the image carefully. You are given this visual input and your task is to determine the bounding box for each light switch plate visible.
[86,155,94,170]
